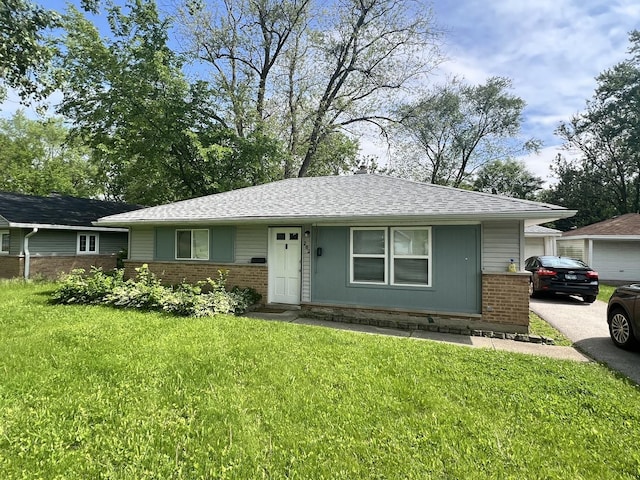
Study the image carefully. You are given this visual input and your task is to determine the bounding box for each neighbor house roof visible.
[96,174,576,227]
[0,191,143,232]
[562,213,640,238]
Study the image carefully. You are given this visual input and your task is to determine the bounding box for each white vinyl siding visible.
[524,237,545,258]
[235,225,268,263]
[482,221,520,272]
[129,226,154,261]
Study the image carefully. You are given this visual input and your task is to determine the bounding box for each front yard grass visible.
[528,312,572,346]
[2,283,640,479]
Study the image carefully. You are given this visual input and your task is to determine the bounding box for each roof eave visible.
[559,234,640,240]
[10,222,129,233]
[96,209,577,227]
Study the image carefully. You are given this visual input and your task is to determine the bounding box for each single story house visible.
[524,225,561,258]
[0,191,142,280]
[96,174,575,332]
[556,213,640,283]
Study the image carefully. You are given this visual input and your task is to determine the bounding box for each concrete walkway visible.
[530,295,640,385]
[245,310,590,363]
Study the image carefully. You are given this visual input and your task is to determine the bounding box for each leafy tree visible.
[0,0,61,102]
[556,30,640,217]
[539,154,615,230]
[392,77,539,187]
[56,0,282,205]
[0,110,100,197]
[178,0,440,177]
[472,158,543,200]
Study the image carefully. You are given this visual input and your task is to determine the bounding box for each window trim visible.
[349,226,432,288]
[77,232,99,255]
[0,230,9,254]
[350,227,388,285]
[390,227,432,287]
[175,228,210,261]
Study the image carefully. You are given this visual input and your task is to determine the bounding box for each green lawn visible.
[2,283,640,479]
[598,284,616,303]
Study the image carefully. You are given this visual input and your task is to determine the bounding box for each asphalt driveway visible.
[530,295,640,385]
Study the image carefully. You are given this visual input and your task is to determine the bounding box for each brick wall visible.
[0,256,23,279]
[482,272,531,329]
[30,255,120,279]
[123,261,268,300]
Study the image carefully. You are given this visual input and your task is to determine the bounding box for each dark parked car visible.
[607,284,640,349]
[524,256,599,303]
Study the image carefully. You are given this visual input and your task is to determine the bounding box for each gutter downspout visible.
[24,227,39,280]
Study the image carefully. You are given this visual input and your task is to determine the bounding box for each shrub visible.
[51,265,261,318]
[52,267,126,304]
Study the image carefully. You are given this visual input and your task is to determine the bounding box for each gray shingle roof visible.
[0,191,143,228]
[96,174,575,226]
[525,225,562,235]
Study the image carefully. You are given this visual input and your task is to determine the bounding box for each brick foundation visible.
[481,272,531,330]
[30,255,120,280]
[123,261,268,301]
[0,256,23,279]
[0,255,119,280]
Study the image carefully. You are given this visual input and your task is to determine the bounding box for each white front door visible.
[268,227,302,304]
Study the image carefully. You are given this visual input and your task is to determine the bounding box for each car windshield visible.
[541,257,588,269]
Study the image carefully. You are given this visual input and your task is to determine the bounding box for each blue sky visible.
[3,0,638,184]
[425,0,640,183]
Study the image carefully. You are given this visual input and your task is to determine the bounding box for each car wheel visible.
[609,308,638,349]
[583,295,597,304]
[528,280,537,298]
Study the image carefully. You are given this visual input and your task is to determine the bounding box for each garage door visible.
[592,241,640,282]
[525,237,545,259]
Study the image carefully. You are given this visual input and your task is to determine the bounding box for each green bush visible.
[51,265,262,317]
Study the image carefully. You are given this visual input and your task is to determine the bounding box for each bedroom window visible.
[176,229,209,260]
[1,231,9,254]
[350,228,387,284]
[77,233,99,254]
[350,227,431,287]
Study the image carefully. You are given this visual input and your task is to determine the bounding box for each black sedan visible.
[607,284,640,349]
[525,256,599,303]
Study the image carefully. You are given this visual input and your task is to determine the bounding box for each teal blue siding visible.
[154,226,235,262]
[311,225,481,313]
[211,226,235,262]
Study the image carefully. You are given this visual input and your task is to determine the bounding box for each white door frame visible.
[268,227,302,304]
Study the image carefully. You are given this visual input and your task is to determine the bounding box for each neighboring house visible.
[557,213,640,283]
[0,191,142,280]
[96,174,575,332]
[524,225,562,258]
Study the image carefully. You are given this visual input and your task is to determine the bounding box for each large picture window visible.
[176,229,209,260]
[350,227,431,287]
[391,228,430,286]
[351,228,387,284]
[77,233,99,254]
[0,231,9,254]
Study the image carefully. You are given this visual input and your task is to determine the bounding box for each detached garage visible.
[556,213,640,283]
